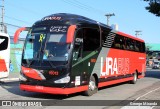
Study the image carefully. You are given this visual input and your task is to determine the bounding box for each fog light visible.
[54,76,70,83]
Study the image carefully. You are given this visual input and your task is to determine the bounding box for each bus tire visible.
[84,75,98,96]
[130,72,137,84]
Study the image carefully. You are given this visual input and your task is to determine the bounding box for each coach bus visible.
[0,32,10,79]
[14,13,146,96]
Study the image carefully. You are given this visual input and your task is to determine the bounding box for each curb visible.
[0,78,19,82]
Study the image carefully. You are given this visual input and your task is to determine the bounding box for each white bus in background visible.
[0,32,10,79]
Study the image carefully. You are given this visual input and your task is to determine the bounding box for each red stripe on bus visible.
[66,25,76,43]
[98,77,133,88]
[0,59,7,72]
[20,84,88,95]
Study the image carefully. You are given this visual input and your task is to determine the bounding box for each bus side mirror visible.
[14,27,30,44]
[66,25,76,43]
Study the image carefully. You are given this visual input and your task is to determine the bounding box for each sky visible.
[2,0,160,43]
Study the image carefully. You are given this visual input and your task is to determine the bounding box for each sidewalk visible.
[0,72,19,82]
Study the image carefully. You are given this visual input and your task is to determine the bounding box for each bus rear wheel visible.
[130,72,137,84]
[84,75,98,96]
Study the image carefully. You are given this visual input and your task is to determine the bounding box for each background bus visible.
[0,32,10,79]
[14,13,146,96]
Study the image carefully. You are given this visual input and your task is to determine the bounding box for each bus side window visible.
[73,29,83,61]
[130,40,134,51]
[125,38,130,50]
[83,28,100,51]
[127,38,134,51]
[140,42,146,53]
[119,36,125,50]
[113,35,121,49]
[135,41,140,52]
[122,37,127,50]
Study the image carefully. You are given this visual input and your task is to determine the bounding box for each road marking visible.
[121,86,160,109]
[135,86,160,100]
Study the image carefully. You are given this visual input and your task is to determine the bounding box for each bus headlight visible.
[54,76,70,83]
[19,73,27,81]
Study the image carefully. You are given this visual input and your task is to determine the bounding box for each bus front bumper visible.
[20,84,88,95]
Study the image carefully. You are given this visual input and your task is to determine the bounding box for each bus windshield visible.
[22,26,70,67]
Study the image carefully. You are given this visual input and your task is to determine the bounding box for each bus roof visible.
[35,13,112,28]
[34,13,144,42]
[41,13,95,22]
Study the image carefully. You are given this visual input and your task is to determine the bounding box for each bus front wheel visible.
[84,75,98,96]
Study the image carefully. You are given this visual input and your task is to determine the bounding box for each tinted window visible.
[141,42,146,53]
[0,36,8,51]
[111,35,125,49]
[73,29,83,61]
[83,28,100,51]
[111,34,145,53]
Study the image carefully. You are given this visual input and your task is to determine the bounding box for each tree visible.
[143,0,160,16]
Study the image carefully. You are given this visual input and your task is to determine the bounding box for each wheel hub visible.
[89,80,96,91]
[134,73,137,81]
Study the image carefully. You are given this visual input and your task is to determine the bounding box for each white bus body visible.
[0,32,10,79]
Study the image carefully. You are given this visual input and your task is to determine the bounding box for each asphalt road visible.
[0,69,160,109]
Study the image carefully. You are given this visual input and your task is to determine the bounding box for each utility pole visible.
[135,30,142,37]
[105,13,115,26]
[0,0,4,32]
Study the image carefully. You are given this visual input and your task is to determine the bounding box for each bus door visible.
[72,29,84,86]
[72,26,101,85]
[82,27,100,78]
